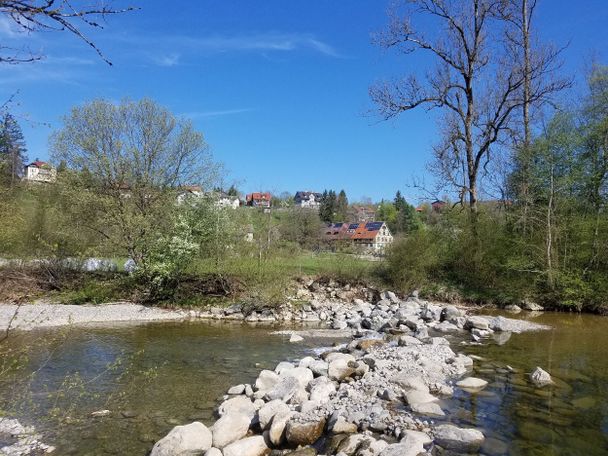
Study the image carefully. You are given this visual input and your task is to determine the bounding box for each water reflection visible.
[2,313,608,455]
[0,320,323,455]
[444,312,608,455]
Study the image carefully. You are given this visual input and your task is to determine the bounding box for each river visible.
[1,312,607,455]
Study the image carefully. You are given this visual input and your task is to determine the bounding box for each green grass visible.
[178,252,384,308]
[188,252,381,284]
[1,253,384,308]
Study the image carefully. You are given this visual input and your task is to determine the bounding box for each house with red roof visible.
[246,192,272,208]
[323,221,393,254]
[23,160,57,183]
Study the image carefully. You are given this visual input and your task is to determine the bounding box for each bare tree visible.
[500,0,571,231]
[370,0,569,219]
[0,0,136,65]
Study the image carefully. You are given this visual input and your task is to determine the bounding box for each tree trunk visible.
[520,0,532,234]
[546,163,555,289]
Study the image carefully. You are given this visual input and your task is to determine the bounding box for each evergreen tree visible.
[0,113,27,186]
[336,189,348,221]
[398,203,422,235]
[227,185,238,197]
[394,190,407,212]
[319,189,338,222]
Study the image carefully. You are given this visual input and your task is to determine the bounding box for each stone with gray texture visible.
[217,396,256,419]
[433,424,484,452]
[222,435,269,456]
[530,366,553,387]
[211,413,251,449]
[150,422,212,456]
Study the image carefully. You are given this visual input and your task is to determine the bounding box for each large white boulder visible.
[257,400,289,430]
[280,366,314,389]
[255,370,280,392]
[269,409,293,446]
[433,424,484,452]
[211,413,251,449]
[217,396,256,419]
[222,435,269,456]
[150,422,212,456]
[264,376,300,402]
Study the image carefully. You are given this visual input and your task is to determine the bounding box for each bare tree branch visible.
[0,0,138,65]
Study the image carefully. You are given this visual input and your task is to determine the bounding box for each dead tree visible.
[370,0,569,220]
[500,0,571,231]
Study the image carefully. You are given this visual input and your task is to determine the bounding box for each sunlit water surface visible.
[1,313,608,455]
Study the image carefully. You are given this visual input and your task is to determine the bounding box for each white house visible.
[294,191,322,209]
[216,193,240,209]
[323,221,393,254]
[23,161,56,183]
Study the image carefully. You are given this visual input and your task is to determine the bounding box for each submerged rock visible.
[289,334,304,343]
[530,366,553,387]
[456,377,489,390]
[433,424,484,452]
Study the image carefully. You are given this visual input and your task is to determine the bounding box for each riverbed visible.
[1,312,607,455]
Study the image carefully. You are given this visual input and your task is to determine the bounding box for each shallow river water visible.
[1,312,608,455]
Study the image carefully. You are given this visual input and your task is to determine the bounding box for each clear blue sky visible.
[1,0,606,203]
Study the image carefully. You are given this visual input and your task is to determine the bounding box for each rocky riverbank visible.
[0,418,54,456]
[0,302,188,332]
[149,291,548,456]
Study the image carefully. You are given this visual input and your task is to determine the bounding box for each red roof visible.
[350,223,380,240]
[324,222,386,241]
[29,161,49,168]
[246,192,271,202]
[180,185,202,193]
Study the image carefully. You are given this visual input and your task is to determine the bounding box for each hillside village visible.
[19,160,448,255]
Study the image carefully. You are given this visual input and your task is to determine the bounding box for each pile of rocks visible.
[193,288,547,338]
[151,293,547,456]
[0,418,55,455]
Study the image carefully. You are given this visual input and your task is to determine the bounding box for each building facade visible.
[323,221,393,254]
[246,192,272,208]
[23,161,57,183]
[294,191,322,209]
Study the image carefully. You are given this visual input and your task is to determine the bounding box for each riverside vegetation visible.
[1,69,608,313]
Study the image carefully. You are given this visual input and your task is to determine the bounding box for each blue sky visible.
[1,0,607,203]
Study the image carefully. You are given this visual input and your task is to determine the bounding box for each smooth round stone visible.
[456,377,488,390]
[481,437,509,455]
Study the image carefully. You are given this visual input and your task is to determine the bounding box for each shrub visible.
[385,230,442,293]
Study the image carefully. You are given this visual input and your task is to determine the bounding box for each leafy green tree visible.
[0,113,27,186]
[51,98,219,297]
[580,64,608,268]
[279,208,323,249]
[376,200,397,231]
